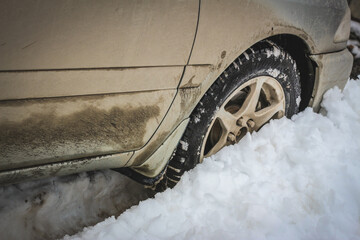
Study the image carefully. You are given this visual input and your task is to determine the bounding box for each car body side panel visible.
[0,67,183,100]
[189,0,348,67]
[310,49,353,112]
[129,0,352,178]
[0,0,198,70]
[0,90,175,171]
[0,0,199,175]
[132,119,190,177]
[0,151,134,185]
[126,82,203,168]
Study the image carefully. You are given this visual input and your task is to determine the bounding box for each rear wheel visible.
[154,40,301,192]
[202,75,286,158]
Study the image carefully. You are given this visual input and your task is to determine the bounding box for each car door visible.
[0,0,199,171]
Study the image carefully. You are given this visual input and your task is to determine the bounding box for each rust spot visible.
[0,105,160,169]
[221,51,227,59]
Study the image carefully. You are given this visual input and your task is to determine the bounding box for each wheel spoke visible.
[234,79,264,118]
[253,100,284,130]
[217,106,238,130]
[204,107,235,157]
[204,129,229,157]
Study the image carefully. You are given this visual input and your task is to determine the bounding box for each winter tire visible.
[154,40,301,192]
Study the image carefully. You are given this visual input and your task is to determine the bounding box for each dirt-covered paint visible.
[128,87,201,175]
[126,131,170,167]
[132,119,189,178]
[0,152,133,185]
[0,88,178,174]
[0,66,183,100]
[0,105,159,171]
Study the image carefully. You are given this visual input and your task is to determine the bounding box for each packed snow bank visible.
[0,171,151,240]
[65,78,360,240]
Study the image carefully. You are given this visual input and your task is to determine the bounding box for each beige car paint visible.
[0,0,353,184]
[0,0,198,172]
[189,0,348,68]
[0,67,183,100]
[0,0,198,70]
[126,86,203,168]
[310,49,354,111]
[132,119,190,178]
[0,90,175,170]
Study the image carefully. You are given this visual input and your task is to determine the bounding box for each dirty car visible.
[0,0,353,191]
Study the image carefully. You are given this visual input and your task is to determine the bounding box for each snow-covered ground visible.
[64,77,360,240]
[0,171,152,240]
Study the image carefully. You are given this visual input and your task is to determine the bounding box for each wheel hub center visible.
[227,116,256,144]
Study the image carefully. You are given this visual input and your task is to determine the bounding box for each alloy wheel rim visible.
[200,76,286,161]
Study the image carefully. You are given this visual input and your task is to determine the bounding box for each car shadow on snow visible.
[0,170,153,240]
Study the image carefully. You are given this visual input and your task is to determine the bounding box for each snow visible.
[244,52,250,60]
[266,68,280,78]
[193,116,200,123]
[272,46,281,58]
[348,40,360,59]
[180,140,189,151]
[65,77,360,240]
[266,46,281,58]
[296,96,301,107]
[0,171,151,240]
[232,61,240,70]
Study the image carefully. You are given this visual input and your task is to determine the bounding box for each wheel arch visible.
[192,33,316,113]
[267,34,316,111]
[122,33,317,184]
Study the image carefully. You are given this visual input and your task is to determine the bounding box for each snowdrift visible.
[66,78,360,240]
